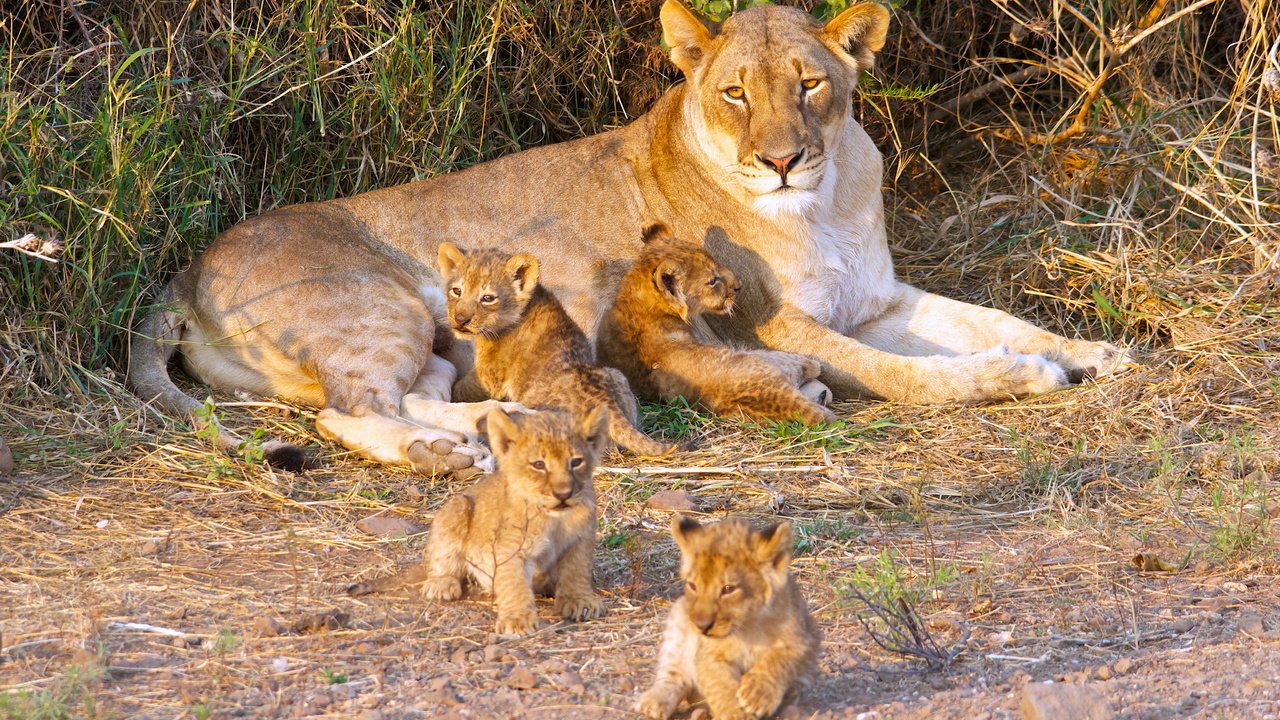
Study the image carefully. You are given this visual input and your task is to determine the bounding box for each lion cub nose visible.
[553,488,573,502]
[759,151,802,176]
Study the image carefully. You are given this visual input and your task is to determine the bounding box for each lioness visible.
[128,1,1129,473]
[347,407,608,635]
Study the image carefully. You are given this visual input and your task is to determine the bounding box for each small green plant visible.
[192,399,222,444]
[639,397,712,440]
[212,629,240,656]
[857,75,940,99]
[836,549,959,608]
[0,655,109,719]
[794,517,862,555]
[763,416,901,449]
[688,0,772,22]
[239,428,267,466]
[191,703,213,720]
[319,668,348,685]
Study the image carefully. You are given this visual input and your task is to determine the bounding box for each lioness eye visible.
[686,580,697,593]
[570,457,584,469]
[450,287,462,297]
[531,460,546,471]
[723,86,745,101]
[801,78,822,92]
[721,584,737,595]
[480,294,497,304]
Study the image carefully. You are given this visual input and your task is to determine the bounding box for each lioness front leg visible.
[856,282,1132,382]
[759,307,1068,404]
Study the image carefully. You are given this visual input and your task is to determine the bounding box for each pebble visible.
[537,658,567,674]
[354,515,423,538]
[1238,615,1266,637]
[1020,683,1113,720]
[647,489,698,512]
[1112,658,1134,675]
[1172,617,1198,633]
[254,616,283,638]
[556,671,585,694]
[508,666,537,690]
[483,644,503,663]
[310,694,331,709]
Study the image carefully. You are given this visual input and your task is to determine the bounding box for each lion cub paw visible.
[421,577,462,602]
[635,689,680,720]
[737,673,786,719]
[494,609,542,636]
[555,594,606,622]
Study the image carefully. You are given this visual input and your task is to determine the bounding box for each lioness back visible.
[437,242,674,456]
[637,515,821,719]
[348,407,609,635]
[600,224,835,425]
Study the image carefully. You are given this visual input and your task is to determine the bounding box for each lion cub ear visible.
[821,3,891,73]
[671,514,704,553]
[641,222,674,245]
[754,521,794,571]
[651,259,689,320]
[505,254,541,303]
[660,1,717,75]
[579,406,610,457]
[485,408,521,458]
[437,242,467,279]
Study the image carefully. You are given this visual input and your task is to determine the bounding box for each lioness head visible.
[437,242,540,338]
[486,407,609,513]
[660,0,890,215]
[639,223,740,320]
[671,515,794,637]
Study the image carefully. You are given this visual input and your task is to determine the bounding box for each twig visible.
[108,621,188,637]
[844,586,970,670]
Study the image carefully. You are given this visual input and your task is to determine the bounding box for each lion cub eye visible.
[720,584,738,596]
[686,580,698,593]
[449,286,462,297]
[570,457,584,469]
[530,460,546,471]
[723,86,745,102]
[480,294,498,304]
[707,277,720,287]
[801,78,823,93]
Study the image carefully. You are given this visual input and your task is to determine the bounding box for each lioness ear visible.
[755,521,794,571]
[485,408,520,457]
[652,260,688,319]
[506,254,541,301]
[660,1,716,75]
[580,406,610,455]
[641,222,674,245]
[671,514,703,551]
[437,242,467,279]
[821,3,891,72]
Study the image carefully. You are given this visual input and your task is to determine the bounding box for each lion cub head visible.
[637,223,740,321]
[659,1,889,215]
[671,515,795,637]
[486,406,609,513]
[437,242,540,338]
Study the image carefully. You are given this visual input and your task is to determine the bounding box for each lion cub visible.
[437,242,673,456]
[636,516,821,720]
[347,407,608,635]
[598,225,835,425]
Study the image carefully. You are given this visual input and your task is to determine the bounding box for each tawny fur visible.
[129,2,1133,476]
[636,516,821,720]
[437,242,673,457]
[347,408,608,635]
[599,225,836,425]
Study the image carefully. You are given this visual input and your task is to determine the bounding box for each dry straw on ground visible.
[2,0,1279,718]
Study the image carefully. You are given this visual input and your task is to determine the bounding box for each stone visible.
[0,436,13,476]
[355,515,423,538]
[508,665,537,690]
[253,616,283,638]
[1112,658,1134,675]
[483,644,503,663]
[1238,615,1265,637]
[1021,683,1113,720]
[1095,665,1112,681]
[647,489,697,512]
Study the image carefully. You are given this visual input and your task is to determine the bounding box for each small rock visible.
[1172,617,1198,633]
[615,676,635,693]
[482,644,503,662]
[272,657,289,673]
[537,658,567,674]
[253,616,283,638]
[556,671,585,694]
[430,676,452,692]
[1021,682,1113,720]
[1223,581,1248,594]
[171,636,188,649]
[1238,615,1265,637]
[0,437,14,475]
[405,485,426,500]
[508,665,537,690]
[1112,658,1133,675]
[647,489,697,512]
[355,515,423,538]
[450,646,468,664]
[1095,665,1112,681]
[310,694,332,709]
[359,712,384,720]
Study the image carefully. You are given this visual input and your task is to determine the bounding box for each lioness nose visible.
[759,151,801,176]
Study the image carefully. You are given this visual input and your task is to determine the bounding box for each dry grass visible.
[3,0,1280,717]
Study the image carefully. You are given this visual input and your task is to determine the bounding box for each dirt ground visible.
[2,346,1279,719]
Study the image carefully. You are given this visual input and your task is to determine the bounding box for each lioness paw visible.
[736,674,786,719]
[555,594,606,621]
[421,577,463,601]
[969,348,1068,398]
[495,610,542,636]
[1052,339,1135,383]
